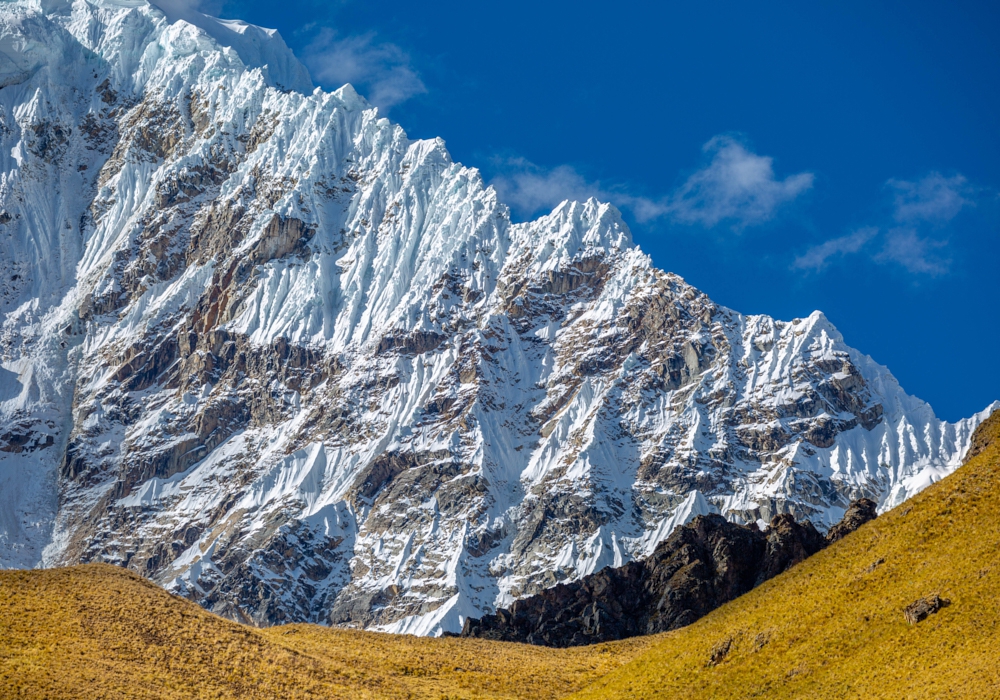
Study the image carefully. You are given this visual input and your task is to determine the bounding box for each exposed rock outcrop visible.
[966,409,1000,461]
[825,498,878,544]
[461,500,875,646]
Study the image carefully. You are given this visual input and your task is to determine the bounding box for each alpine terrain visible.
[0,0,995,636]
[4,404,1000,699]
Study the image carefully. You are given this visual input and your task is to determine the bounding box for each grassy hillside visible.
[575,410,1000,699]
[2,411,997,699]
[0,564,651,699]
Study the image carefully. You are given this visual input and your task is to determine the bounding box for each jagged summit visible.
[162,11,314,94]
[10,0,314,92]
[0,0,996,637]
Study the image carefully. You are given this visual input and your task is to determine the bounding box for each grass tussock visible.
[3,411,999,699]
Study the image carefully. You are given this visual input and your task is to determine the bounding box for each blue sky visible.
[177,0,998,421]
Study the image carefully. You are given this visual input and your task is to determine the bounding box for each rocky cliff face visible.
[0,0,995,636]
[460,500,875,647]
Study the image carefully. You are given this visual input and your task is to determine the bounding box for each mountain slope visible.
[573,409,1000,699]
[0,0,995,634]
[462,500,874,647]
[2,411,998,699]
[0,563,652,700]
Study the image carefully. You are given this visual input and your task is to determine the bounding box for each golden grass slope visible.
[0,563,651,699]
[2,411,998,699]
[575,410,1000,699]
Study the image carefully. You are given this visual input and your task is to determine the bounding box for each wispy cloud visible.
[793,172,971,276]
[490,160,605,217]
[490,158,666,222]
[875,228,950,275]
[302,29,426,111]
[792,227,877,271]
[491,135,813,228]
[667,135,814,229]
[889,172,971,223]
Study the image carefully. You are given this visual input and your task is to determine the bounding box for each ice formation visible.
[0,0,994,635]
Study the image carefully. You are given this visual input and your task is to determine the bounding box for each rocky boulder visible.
[904,594,951,625]
[825,498,878,544]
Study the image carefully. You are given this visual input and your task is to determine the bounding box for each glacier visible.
[0,0,995,636]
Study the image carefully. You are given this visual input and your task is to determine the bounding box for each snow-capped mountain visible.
[0,0,994,635]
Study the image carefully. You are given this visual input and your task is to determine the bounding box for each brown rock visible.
[708,636,733,666]
[966,409,1000,461]
[904,594,950,624]
[461,504,862,647]
[826,498,878,544]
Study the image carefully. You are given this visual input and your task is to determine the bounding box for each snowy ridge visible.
[0,0,995,636]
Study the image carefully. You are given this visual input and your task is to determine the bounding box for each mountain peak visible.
[17,0,316,94]
[153,6,314,93]
[0,1,993,637]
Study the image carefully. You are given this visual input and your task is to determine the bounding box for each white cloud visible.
[792,171,975,277]
[667,135,814,229]
[302,29,426,111]
[489,158,665,222]
[490,160,602,216]
[795,225,951,277]
[792,227,877,271]
[490,135,813,228]
[888,172,971,223]
[875,228,950,275]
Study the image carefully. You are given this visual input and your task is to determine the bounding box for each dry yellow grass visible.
[0,562,651,699]
[3,412,998,699]
[574,411,1000,699]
